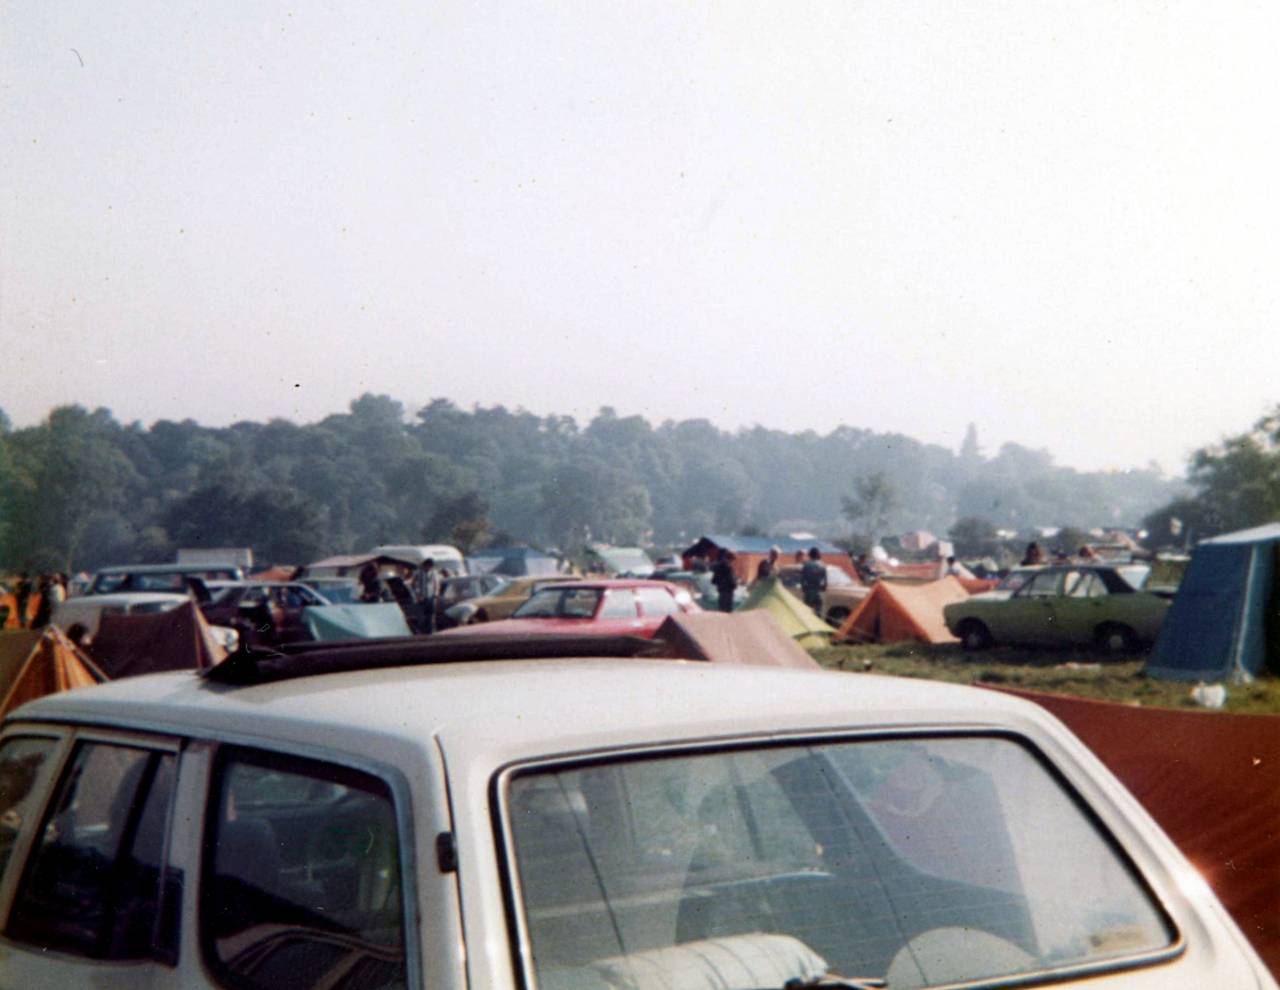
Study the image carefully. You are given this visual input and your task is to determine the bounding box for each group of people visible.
[357,557,452,633]
[5,572,69,630]
[706,545,831,614]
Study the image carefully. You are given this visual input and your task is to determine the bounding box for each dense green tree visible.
[948,516,1001,558]
[841,472,899,546]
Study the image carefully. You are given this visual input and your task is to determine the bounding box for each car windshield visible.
[506,736,1173,990]
[513,587,603,619]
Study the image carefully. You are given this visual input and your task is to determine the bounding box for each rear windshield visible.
[505,736,1173,990]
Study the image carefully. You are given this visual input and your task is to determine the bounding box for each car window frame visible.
[490,727,1186,990]
[1,726,183,965]
[197,740,424,990]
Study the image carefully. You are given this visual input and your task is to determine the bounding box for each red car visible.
[435,579,699,640]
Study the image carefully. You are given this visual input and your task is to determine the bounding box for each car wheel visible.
[1095,623,1138,655]
[472,609,489,624]
[825,608,850,628]
[957,619,993,651]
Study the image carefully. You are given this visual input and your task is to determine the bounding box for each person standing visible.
[800,547,827,612]
[754,545,782,584]
[358,561,382,603]
[711,549,737,613]
[413,558,441,633]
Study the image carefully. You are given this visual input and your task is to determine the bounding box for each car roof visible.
[529,578,678,591]
[58,591,190,606]
[10,658,1054,771]
[94,563,237,575]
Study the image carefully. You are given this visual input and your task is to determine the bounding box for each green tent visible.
[738,577,833,650]
[304,603,412,642]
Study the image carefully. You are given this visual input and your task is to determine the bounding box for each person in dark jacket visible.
[711,549,737,613]
[800,547,827,612]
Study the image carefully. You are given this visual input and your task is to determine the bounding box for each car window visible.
[0,736,59,882]
[598,589,639,619]
[203,749,406,990]
[1020,570,1063,597]
[1116,565,1151,591]
[634,587,680,617]
[506,737,1173,990]
[92,574,128,594]
[826,566,856,588]
[1068,572,1107,598]
[135,573,189,592]
[514,588,602,618]
[9,741,178,962]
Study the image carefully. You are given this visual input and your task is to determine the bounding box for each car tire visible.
[957,617,993,648]
[957,620,993,651]
[1095,623,1138,655]
[826,608,850,629]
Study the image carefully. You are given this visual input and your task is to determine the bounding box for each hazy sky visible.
[3,2,1278,474]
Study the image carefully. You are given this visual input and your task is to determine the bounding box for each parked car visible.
[0,640,1270,988]
[443,574,580,626]
[435,574,512,628]
[439,579,699,640]
[86,563,244,595]
[944,563,1173,652]
[297,576,363,604]
[51,591,192,637]
[197,581,332,646]
[777,563,869,626]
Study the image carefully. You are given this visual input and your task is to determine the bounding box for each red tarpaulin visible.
[985,686,1280,976]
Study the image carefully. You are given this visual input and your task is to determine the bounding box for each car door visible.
[1048,570,1108,644]
[999,569,1064,644]
[0,728,183,990]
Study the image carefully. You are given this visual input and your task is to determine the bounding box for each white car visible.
[52,591,239,652]
[51,591,192,636]
[0,639,1270,989]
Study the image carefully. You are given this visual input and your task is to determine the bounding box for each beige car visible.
[443,574,579,625]
[778,563,869,626]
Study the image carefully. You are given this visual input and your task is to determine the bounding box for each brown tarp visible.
[835,576,967,645]
[651,611,821,670]
[986,686,1280,976]
[90,600,228,679]
[0,628,104,719]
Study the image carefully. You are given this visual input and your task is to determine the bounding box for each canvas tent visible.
[1146,523,1280,683]
[835,576,968,645]
[650,611,820,670]
[467,547,561,578]
[0,628,104,718]
[90,601,228,679]
[738,578,833,650]
[682,535,855,585]
[304,603,411,642]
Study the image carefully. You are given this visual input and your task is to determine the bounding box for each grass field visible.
[811,641,1280,715]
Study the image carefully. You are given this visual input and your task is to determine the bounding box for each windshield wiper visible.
[781,976,888,990]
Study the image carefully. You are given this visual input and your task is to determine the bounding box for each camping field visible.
[811,642,1280,715]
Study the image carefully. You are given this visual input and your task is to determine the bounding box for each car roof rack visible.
[203,632,667,687]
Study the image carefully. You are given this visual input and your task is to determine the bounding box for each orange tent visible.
[834,576,968,645]
[0,628,105,719]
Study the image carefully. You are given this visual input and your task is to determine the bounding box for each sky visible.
[3,2,1278,475]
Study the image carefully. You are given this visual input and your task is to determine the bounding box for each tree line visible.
[0,396,1186,573]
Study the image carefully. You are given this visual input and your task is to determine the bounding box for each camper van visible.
[370,544,466,575]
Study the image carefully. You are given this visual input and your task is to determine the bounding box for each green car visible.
[943,563,1173,653]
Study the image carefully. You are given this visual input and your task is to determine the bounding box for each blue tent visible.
[1145,523,1280,683]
